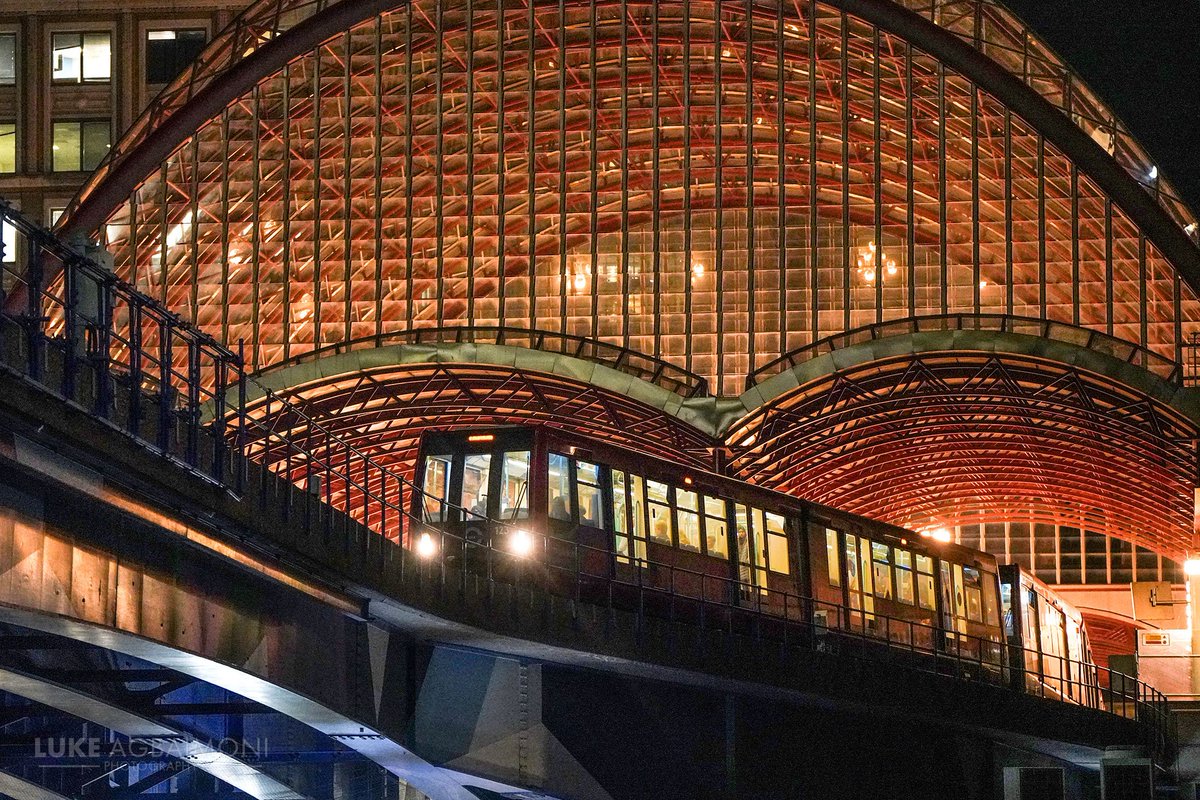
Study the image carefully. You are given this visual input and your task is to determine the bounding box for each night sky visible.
[1002,0,1200,214]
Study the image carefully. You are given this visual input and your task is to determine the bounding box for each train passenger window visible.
[844,537,860,599]
[612,469,629,557]
[1000,583,1014,636]
[676,490,701,552]
[915,555,936,611]
[575,461,605,528]
[751,508,769,586]
[421,455,452,522]
[765,512,789,575]
[962,566,983,623]
[499,451,530,520]
[858,537,874,597]
[548,453,572,520]
[825,529,841,587]
[871,543,892,599]
[982,573,999,627]
[704,496,728,558]
[461,453,491,519]
[734,505,753,592]
[628,474,648,560]
[894,549,914,605]
[647,480,672,544]
[951,564,967,623]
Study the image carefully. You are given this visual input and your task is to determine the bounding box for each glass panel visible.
[647,479,671,544]
[916,554,935,611]
[421,455,452,522]
[0,124,14,174]
[575,460,604,528]
[52,122,81,172]
[548,453,571,520]
[858,537,874,596]
[844,537,860,595]
[0,34,14,85]
[735,504,752,590]
[963,566,983,623]
[952,563,966,621]
[871,542,892,599]
[825,528,841,587]
[895,549,914,604]
[628,474,646,559]
[704,496,728,558]
[0,218,15,265]
[982,573,998,627]
[52,33,81,82]
[767,533,789,575]
[80,121,110,171]
[81,32,110,82]
[499,451,530,520]
[611,470,627,534]
[751,508,768,584]
[675,489,700,551]
[461,453,491,519]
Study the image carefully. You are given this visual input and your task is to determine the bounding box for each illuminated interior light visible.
[861,267,875,283]
[691,261,705,278]
[572,272,587,291]
[1187,223,1198,235]
[466,433,494,442]
[683,476,693,485]
[721,48,731,57]
[979,279,988,288]
[509,529,534,557]
[416,532,437,559]
[885,260,897,277]
[1149,165,1159,180]
[1184,558,1200,577]
[929,527,952,542]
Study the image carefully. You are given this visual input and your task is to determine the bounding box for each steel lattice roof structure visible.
[46,0,1200,559]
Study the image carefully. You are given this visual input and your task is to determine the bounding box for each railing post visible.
[128,299,143,437]
[62,256,78,400]
[24,239,44,381]
[158,317,173,455]
[186,337,200,467]
[236,339,247,494]
[94,276,114,419]
[212,350,227,484]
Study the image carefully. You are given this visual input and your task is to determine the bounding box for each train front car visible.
[999,565,1100,706]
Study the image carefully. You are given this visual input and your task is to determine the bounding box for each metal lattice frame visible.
[726,352,1198,559]
[241,362,718,536]
[57,0,1200,397]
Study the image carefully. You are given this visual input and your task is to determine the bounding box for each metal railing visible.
[0,202,1174,759]
[747,313,1184,388]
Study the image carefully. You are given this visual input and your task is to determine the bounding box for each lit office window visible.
[52,32,111,83]
[49,208,66,226]
[0,123,14,173]
[52,120,110,172]
[0,34,15,85]
[146,29,206,84]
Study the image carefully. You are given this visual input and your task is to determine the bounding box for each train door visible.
[1065,620,1086,703]
[1022,581,1043,690]
[1040,601,1068,698]
[842,534,875,632]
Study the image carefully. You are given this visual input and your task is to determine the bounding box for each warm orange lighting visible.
[467,433,494,442]
[683,476,693,485]
[509,529,534,557]
[416,532,437,559]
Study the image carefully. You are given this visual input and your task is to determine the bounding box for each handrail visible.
[0,201,1173,759]
[257,325,710,399]
[746,313,1183,388]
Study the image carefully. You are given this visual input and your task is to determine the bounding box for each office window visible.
[0,33,15,85]
[1,217,16,265]
[52,32,110,83]
[0,123,14,173]
[52,120,110,172]
[146,29,206,84]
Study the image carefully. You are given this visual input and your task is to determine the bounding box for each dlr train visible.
[412,426,1099,703]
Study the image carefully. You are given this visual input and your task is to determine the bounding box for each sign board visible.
[1131,581,1179,621]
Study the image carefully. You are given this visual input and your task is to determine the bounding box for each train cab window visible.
[871,542,892,599]
[825,529,841,587]
[548,453,572,520]
[612,469,629,557]
[765,512,789,575]
[894,548,914,604]
[962,566,983,623]
[647,480,672,544]
[675,489,701,552]
[461,453,491,519]
[499,451,530,520]
[422,454,452,522]
[915,554,936,611]
[704,496,728,558]
[576,460,605,528]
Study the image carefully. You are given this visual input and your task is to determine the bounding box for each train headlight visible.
[416,532,437,559]
[1184,558,1200,577]
[509,529,534,558]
